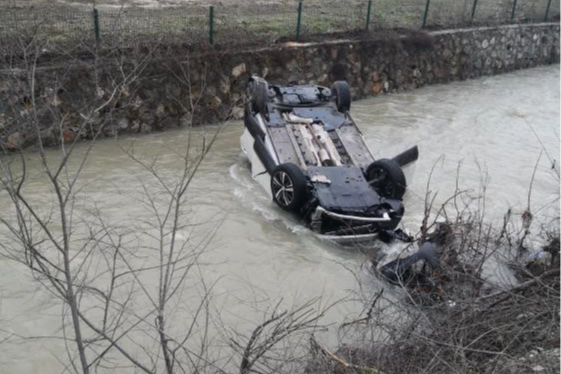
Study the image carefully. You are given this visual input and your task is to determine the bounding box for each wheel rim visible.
[369,167,387,185]
[369,167,394,197]
[272,171,294,206]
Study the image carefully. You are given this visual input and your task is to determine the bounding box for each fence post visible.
[366,0,372,30]
[93,8,101,43]
[510,0,518,22]
[544,0,552,21]
[295,1,303,41]
[470,0,478,24]
[422,0,431,28]
[209,6,214,45]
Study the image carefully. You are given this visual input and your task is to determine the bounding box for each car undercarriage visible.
[241,76,418,243]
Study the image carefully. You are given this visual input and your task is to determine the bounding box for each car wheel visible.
[366,159,407,199]
[249,79,269,116]
[331,81,351,113]
[270,163,308,212]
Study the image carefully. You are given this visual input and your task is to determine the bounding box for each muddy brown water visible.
[0,65,559,372]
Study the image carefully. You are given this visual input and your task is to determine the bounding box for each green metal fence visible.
[0,0,559,52]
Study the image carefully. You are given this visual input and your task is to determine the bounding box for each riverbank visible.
[305,222,560,374]
[0,22,559,151]
[0,63,558,374]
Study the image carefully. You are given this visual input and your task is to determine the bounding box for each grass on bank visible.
[1,0,559,52]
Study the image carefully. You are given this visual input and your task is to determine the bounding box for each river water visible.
[0,65,559,373]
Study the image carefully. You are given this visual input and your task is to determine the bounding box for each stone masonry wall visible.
[0,23,559,150]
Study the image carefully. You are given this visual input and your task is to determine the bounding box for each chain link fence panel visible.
[0,0,559,55]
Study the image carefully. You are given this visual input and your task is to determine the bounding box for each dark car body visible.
[240,76,418,243]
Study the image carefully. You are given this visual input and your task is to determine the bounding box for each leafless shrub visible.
[0,32,236,374]
[227,298,333,374]
[0,29,341,374]
[306,160,560,374]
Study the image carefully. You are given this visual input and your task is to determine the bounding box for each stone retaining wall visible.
[0,23,559,150]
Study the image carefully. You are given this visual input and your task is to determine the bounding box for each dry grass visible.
[1,0,558,56]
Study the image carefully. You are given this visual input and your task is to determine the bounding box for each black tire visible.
[249,79,269,116]
[244,110,266,139]
[270,163,308,212]
[331,81,351,113]
[366,159,407,199]
[253,136,276,174]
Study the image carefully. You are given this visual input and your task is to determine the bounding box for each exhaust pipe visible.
[318,149,334,166]
[392,145,419,167]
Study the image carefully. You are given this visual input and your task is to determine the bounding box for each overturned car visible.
[240,76,418,243]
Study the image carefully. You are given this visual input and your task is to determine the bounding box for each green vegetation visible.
[0,0,559,51]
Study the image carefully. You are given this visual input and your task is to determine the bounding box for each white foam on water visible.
[228,162,311,236]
